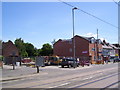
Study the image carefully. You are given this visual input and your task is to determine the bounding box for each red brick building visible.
[2,40,19,57]
[53,35,103,63]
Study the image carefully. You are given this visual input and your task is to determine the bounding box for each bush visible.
[0,56,3,61]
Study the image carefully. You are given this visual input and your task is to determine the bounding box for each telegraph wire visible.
[113,0,120,6]
[78,8,118,29]
[58,0,119,29]
[58,0,75,8]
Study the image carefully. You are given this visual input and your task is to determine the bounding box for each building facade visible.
[53,35,103,63]
[113,44,120,58]
[102,40,119,61]
[2,40,19,57]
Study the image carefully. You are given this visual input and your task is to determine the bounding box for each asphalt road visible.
[2,63,120,89]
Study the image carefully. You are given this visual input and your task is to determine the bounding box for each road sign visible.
[35,56,45,67]
[82,51,88,54]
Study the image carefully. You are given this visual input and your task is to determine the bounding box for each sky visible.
[2,1,118,49]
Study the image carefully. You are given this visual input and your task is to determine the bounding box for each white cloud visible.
[83,33,97,38]
[82,33,108,42]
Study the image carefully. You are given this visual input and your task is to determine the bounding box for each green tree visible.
[14,38,28,57]
[33,48,38,56]
[21,51,28,57]
[24,43,35,57]
[41,43,53,56]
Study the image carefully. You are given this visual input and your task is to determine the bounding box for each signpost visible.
[35,56,45,73]
[12,52,16,70]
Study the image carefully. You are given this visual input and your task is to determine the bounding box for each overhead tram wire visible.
[58,0,119,30]
[58,0,75,8]
[113,0,120,7]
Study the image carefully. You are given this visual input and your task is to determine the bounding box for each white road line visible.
[49,82,70,88]
[89,76,93,79]
[70,72,118,88]
[82,78,89,80]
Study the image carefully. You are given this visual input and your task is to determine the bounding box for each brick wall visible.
[89,43,102,61]
[53,36,89,58]
[2,41,19,57]
[54,35,103,61]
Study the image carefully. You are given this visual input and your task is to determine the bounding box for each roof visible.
[2,40,13,49]
[80,36,94,41]
[109,44,119,49]
[61,39,72,42]
[102,45,113,49]
[54,35,101,45]
[102,40,119,49]
[113,44,120,49]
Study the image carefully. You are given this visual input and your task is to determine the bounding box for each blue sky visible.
[2,2,118,49]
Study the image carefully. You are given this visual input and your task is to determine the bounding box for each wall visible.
[2,41,19,57]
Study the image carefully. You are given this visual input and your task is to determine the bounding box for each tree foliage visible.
[14,38,53,57]
[14,38,28,57]
[40,43,53,56]
[24,43,35,57]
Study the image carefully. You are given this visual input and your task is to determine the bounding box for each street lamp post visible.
[72,7,78,68]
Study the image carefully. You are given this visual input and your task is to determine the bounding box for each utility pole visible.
[96,29,99,62]
[72,7,78,68]
[97,29,98,40]
[118,2,120,58]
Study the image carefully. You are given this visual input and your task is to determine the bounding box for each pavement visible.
[1,64,47,82]
[1,62,114,82]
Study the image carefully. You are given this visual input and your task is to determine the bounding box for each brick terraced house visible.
[2,40,19,57]
[53,35,103,64]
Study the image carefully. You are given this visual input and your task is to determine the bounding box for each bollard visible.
[13,64,15,70]
[36,66,39,73]
[12,57,15,70]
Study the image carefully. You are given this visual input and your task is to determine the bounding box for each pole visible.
[72,7,77,68]
[36,66,39,73]
[72,8,75,59]
[118,3,120,58]
[96,29,99,63]
[97,29,98,40]
[13,56,15,70]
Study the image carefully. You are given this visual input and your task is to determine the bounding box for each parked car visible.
[79,60,90,67]
[21,58,32,63]
[113,58,120,63]
[109,56,115,62]
[61,58,79,68]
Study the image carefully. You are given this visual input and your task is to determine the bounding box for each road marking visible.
[102,81,120,89]
[70,72,119,88]
[2,72,48,82]
[3,65,118,88]
[49,82,70,88]
[82,76,93,80]
[89,76,93,79]
[82,78,89,80]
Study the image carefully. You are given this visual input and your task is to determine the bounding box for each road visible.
[2,63,120,89]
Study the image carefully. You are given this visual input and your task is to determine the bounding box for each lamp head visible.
[73,7,78,10]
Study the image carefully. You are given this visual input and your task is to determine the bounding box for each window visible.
[91,38,95,43]
[98,40,102,44]
[99,49,101,51]
[94,56,96,60]
[98,56,101,60]
[69,48,72,52]
[69,40,72,44]
[92,48,95,51]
